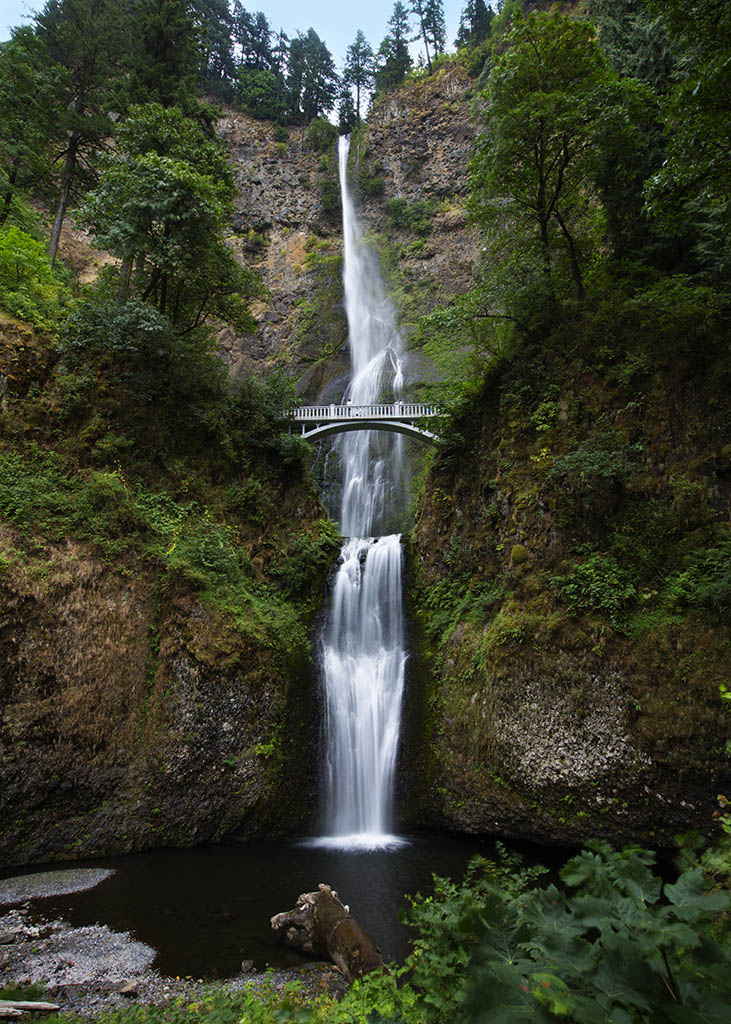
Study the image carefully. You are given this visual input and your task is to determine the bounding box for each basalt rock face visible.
[405,317,731,847]
[0,533,322,867]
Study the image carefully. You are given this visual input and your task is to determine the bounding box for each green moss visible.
[510,543,529,565]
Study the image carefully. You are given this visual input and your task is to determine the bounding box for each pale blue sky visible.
[0,1,476,69]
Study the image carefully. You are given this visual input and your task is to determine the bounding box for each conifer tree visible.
[122,0,202,110]
[192,0,236,97]
[338,85,357,135]
[343,30,375,128]
[375,2,412,95]
[35,0,131,264]
[0,26,68,226]
[456,0,494,48]
[411,0,446,73]
[287,29,339,123]
[233,4,273,69]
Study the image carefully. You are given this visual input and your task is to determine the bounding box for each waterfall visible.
[317,136,408,849]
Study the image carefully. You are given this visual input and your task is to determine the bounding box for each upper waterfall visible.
[335,136,407,538]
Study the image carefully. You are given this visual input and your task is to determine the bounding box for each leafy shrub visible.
[318,174,340,214]
[663,533,731,620]
[165,517,248,589]
[305,117,337,153]
[357,170,385,197]
[270,518,341,605]
[551,553,637,625]
[547,430,642,501]
[460,842,730,1024]
[385,198,438,236]
[59,299,226,407]
[0,225,70,329]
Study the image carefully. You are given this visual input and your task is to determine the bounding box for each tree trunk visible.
[0,160,19,228]
[117,245,134,302]
[554,206,585,299]
[49,132,80,267]
[271,884,384,982]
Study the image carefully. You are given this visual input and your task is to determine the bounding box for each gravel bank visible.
[0,905,347,1017]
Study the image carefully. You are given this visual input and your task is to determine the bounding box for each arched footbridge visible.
[290,403,441,445]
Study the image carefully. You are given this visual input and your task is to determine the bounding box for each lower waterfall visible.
[317,135,408,849]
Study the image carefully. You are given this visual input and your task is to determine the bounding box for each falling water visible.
[318,136,408,848]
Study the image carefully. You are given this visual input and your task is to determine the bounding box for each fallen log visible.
[0,1002,61,1014]
[271,884,383,982]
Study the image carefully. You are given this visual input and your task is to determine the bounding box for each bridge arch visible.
[300,419,438,446]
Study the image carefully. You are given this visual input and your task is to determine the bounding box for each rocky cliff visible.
[0,532,321,866]
[0,313,339,867]
[404,301,731,847]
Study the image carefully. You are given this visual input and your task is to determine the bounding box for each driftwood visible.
[271,884,383,982]
[0,1003,61,1018]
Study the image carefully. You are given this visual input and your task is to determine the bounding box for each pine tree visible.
[0,26,68,226]
[233,4,274,70]
[192,0,235,97]
[287,29,339,123]
[338,85,357,134]
[35,0,131,264]
[411,0,446,73]
[375,2,412,95]
[122,0,202,110]
[455,0,494,48]
[343,30,375,128]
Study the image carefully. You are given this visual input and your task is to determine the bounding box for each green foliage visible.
[470,9,616,305]
[645,0,731,286]
[463,842,731,1024]
[404,847,548,1023]
[551,554,638,626]
[420,574,506,647]
[80,103,259,332]
[9,844,731,1024]
[343,29,376,127]
[305,117,337,154]
[318,172,340,216]
[587,0,673,91]
[118,0,203,112]
[547,431,643,503]
[356,169,385,198]
[662,533,731,621]
[165,516,248,589]
[0,26,68,228]
[0,225,71,328]
[374,2,413,96]
[287,29,340,124]
[236,67,288,122]
[385,197,438,236]
[270,519,341,606]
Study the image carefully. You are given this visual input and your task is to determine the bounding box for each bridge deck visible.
[292,402,438,422]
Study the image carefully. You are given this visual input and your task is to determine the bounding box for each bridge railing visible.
[292,403,440,421]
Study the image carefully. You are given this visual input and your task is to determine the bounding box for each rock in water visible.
[271,884,383,982]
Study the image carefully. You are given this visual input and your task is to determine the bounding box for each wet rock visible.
[240,960,255,974]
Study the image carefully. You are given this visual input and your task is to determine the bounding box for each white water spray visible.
[318,137,408,849]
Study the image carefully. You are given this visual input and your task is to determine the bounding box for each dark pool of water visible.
[3,832,543,978]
